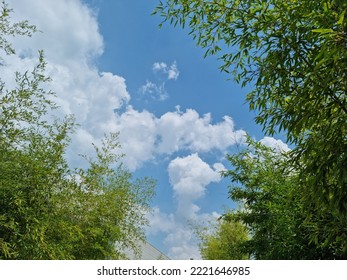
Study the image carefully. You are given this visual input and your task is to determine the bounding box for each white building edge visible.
[121,241,170,260]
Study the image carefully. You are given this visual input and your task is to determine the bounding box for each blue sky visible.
[6,0,289,259]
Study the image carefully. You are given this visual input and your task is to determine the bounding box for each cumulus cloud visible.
[156,109,246,154]
[147,154,224,259]
[10,0,103,64]
[146,136,288,259]
[260,136,290,152]
[168,153,221,201]
[105,106,158,171]
[146,154,225,259]
[167,62,180,80]
[104,107,246,171]
[169,153,221,259]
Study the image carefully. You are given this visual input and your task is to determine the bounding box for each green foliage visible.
[154,0,347,212]
[0,0,37,59]
[70,134,155,259]
[0,2,155,259]
[197,218,249,260]
[222,137,347,259]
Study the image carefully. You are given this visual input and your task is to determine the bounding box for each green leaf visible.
[337,10,346,26]
[311,28,334,34]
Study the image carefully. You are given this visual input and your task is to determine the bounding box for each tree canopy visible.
[196,217,249,260]
[154,0,347,213]
[0,1,155,259]
[221,137,347,259]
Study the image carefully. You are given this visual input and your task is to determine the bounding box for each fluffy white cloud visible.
[168,153,221,200]
[168,153,222,223]
[156,109,246,154]
[10,0,103,64]
[106,107,246,171]
[106,107,158,171]
[260,136,290,152]
[213,162,227,173]
[167,62,179,80]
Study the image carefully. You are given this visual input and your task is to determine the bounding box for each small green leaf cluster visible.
[0,1,37,60]
[196,217,249,260]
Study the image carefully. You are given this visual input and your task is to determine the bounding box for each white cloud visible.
[168,153,221,201]
[156,109,246,154]
[106,107,158,171]
[139,61,179,101]
[147,207,176,236]
[145,136,288,259]
[168,153,221,221]
[260,136,290,152]
[153,62,167,71]
[147,154,224,259]
[147,207,200,259]
[167,62,180,80]
[213,162,226,173]
[105,107,246,171]
[10,0,103,64]
[139,80,168,101]
[147,154,222,259]
[153,61,179,80]
[165,227,200,260]
[147,204,221,260]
